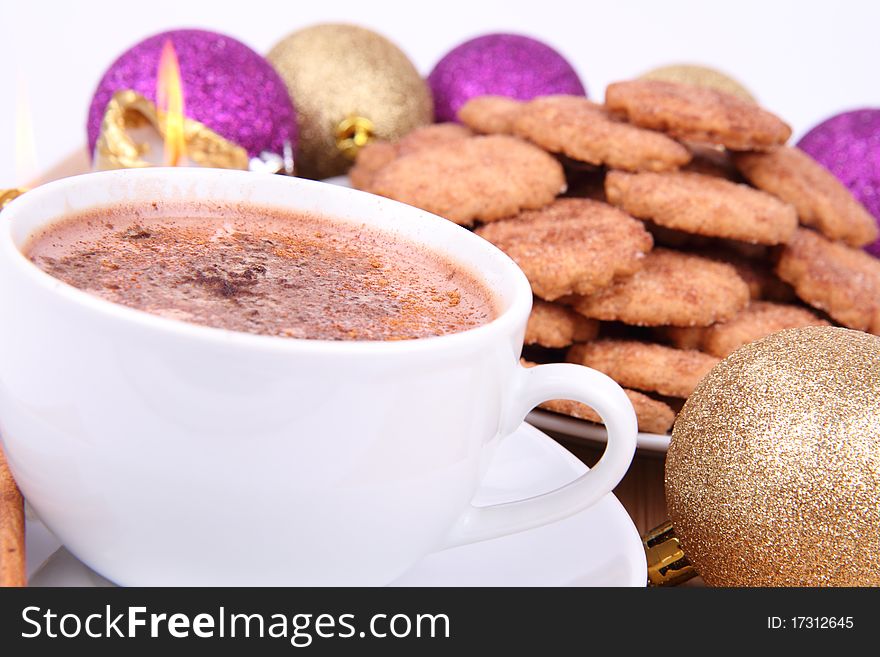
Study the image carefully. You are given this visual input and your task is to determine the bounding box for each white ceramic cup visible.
[0,168,637,586]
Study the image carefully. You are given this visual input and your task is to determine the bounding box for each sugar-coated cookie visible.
[775,228,880,333]
[512,95,691,172]
[570,248,750,326]
[733,146,879,247]
[350,123,473,190]
[605,170,797,245]
[476,198,653,300]
[605,79,791,151]
[458,95,523,135]
[566,339,720,398]
[369,135,566,226]
[656,301,830,357]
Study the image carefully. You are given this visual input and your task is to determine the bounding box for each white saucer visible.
[26,423,645,587]
[528,409,671,453]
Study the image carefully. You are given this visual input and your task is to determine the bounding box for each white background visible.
[3,0,879,186]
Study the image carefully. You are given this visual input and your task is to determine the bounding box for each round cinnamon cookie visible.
[350,123,474,190]
[458,95,523,134]
[510,95,691,172]
[776,228,880,333]
[566,339,720,398]
[733,146,879,248]
[570,248,750,326]
[525,299,599,348]
[605,79,791,151]
[368,135,565,226]
[475,198,653,300]
[605,170,798,245]
[656,301,830,357]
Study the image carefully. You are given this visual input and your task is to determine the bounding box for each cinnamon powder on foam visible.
[25,202,498,341]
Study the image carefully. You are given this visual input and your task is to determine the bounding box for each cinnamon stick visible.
[0,444,25,587]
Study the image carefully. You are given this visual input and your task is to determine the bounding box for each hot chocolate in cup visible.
[0,168,637,585]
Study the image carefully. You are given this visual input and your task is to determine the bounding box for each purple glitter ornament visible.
[427,33,586,123]
[87,29,297,159]
[798,109,880,256]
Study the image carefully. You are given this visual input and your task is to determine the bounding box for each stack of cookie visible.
[351,79,880,435]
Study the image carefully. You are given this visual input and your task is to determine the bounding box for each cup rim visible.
[0,168,533,356]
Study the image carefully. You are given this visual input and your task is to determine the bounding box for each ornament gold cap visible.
[0,189,27,211]
[335,115,376,160]
[94,90,249,171]
[643,521,697,586]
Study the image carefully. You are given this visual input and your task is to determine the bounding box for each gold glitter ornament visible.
[666,326,880,586]
[641,64,756,103]
[267,24,433,179]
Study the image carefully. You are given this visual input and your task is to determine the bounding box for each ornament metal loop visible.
[335,116,376,160]
[643,521,697,586]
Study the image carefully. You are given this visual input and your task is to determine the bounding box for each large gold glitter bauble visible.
[267,24,433,179]
[666,326,880,587]
[641,64,756,103]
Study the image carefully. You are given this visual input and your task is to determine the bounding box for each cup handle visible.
[441,362,637,549]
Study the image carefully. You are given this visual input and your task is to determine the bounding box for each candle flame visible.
[156,40,186,166]
[15,74,38,186]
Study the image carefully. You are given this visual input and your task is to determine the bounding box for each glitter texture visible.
[87,29,297,159]
[666,326,880,586]
[798,109,880,257]
[427,33,586,123]
[640,64,755,103]
[268,24,432,180]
